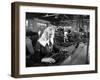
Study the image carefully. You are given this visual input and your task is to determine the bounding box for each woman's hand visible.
[41,57,56,63]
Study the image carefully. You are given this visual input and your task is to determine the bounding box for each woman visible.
[35,25,56,63]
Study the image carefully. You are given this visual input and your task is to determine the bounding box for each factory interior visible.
[26,12,90,67]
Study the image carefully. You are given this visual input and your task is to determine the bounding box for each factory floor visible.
[26,42,89,67]
[61,42,89,65]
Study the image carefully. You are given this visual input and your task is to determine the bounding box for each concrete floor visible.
[61,43,88,65]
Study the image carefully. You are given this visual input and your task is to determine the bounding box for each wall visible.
[0,0,100,80]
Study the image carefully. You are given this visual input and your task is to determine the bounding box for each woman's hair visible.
[44,26,55,40]
[38,25,56,46]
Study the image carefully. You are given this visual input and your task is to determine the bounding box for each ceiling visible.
[26,12,89,26]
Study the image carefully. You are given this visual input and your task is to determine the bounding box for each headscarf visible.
[38,25,56,47]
